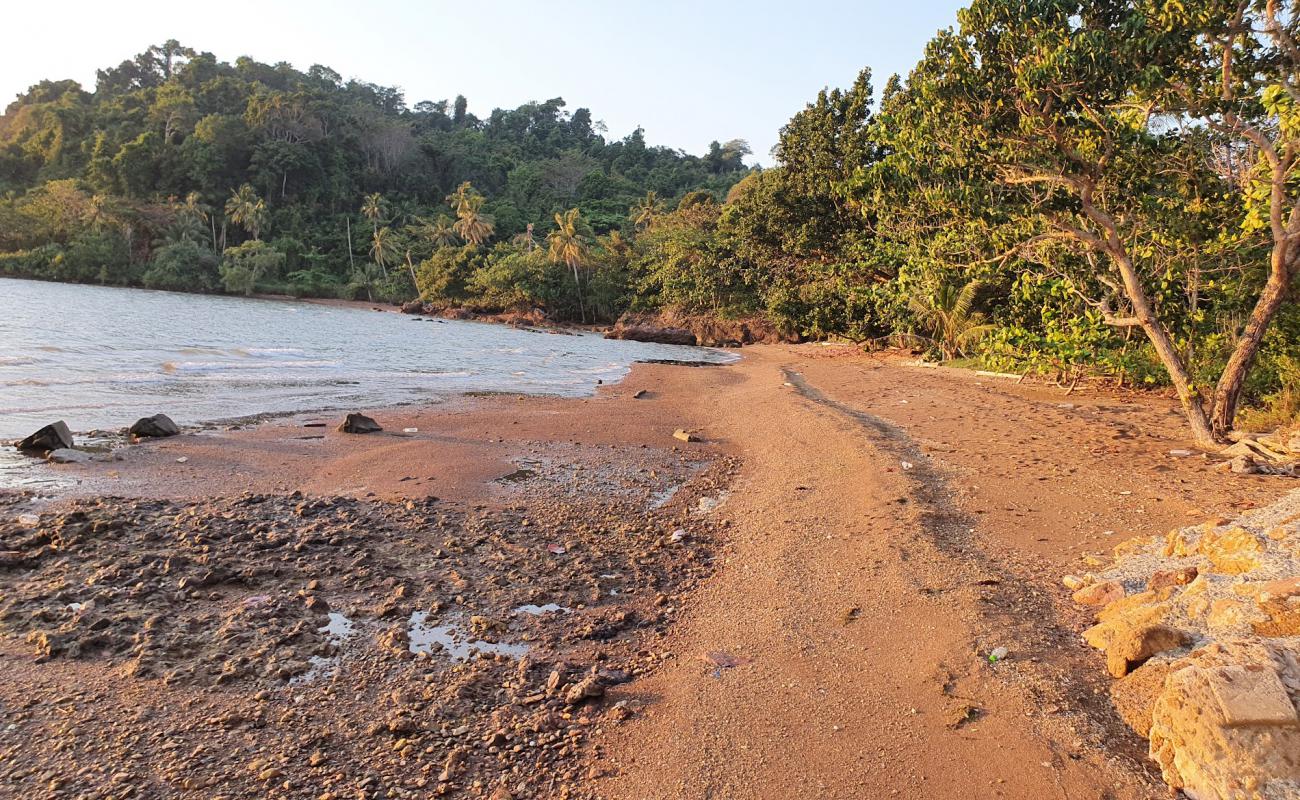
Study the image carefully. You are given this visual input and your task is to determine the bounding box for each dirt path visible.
[595,346,1278,799]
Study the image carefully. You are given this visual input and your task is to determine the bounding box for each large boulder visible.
[338,413,382,434]
[15,421,73,453]
[130,413,180,438]
[400,299,427,315]
[1148,638,1300,799]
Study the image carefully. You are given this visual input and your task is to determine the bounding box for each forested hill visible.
[0,40,751,298]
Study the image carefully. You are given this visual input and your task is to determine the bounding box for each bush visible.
[219,240,285,296]
[141,240,220,292]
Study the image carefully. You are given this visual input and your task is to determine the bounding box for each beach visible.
[0,345,1285,799]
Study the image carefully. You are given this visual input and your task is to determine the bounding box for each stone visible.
[1148,567,1198,591]
[130,414,180,438]
[1148,639,1300,800]
[1073,580,1124,607]
[1111,659,1174,737]
[564,675,605,705]
[1201,527,1265,575]
[15,421,73,453]
[1254,577,1300,604]
[605,325,698,346]
[672,429,700,443]
[1229,454,1262,474]
[338,413,382,434]
[1061,574,1085,590]
[1106,624,1192,678]
[46,448,90,464]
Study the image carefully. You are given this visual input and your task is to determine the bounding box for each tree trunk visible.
[405,251,419,297]
[1111,249,1218,448]
[571,262,586,324]
[1210,244,1294,436]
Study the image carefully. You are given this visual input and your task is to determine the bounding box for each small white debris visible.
[989,646,1010,662]
[17,513,39,527]
[1168,449,1194,457]
[176,456,189,463]
[670,529,687,543]
[901,461,914,471]
[403,427,419,433]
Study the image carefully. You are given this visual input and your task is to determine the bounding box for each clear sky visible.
[0,0,965,164]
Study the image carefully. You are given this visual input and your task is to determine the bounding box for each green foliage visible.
[219,239,284,295]
[141,239,219,291]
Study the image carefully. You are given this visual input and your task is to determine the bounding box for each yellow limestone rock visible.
[1105,624,1192,678]
[1148,639,1300,800]
[1201,527,1266,576]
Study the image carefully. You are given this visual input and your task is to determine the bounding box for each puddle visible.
[408,611,529,661]
[291,611,356,685]
[514,603,569,616]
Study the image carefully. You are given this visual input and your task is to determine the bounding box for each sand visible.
[0,343,1287,799]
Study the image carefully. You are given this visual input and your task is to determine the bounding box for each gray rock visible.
[15,421,73,453]
[130,414,180,438]
[46,448,90,464]
[338,413,382,434]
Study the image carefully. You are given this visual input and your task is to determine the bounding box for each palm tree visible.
[360,193,387,274]
[548,208,590,323]
[631,190,664,230]
[225,184,268,241]
[370,225,398,278]
[452,194,495,247]
[182,191,217,251]
[413,215,459,249]
[907,281,995,360]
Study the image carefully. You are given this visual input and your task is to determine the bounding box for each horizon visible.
[0,0,966,165]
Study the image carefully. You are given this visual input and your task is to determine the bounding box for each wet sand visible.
[0,345,1286,799]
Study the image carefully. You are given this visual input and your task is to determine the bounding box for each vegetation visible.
[5,6,1300,440]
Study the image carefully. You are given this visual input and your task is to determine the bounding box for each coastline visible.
[1,346,1290,798]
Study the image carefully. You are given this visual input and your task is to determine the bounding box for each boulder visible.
[1105,624,1193,678]
[1149,567,1199,591]
[1073,580,1125,607]
[129,413,180,438]
[1111,659,1175,737]
[400,299,426,314]
[46,448,90,464]
[1201,527,1266,576]
[605,326,698,346]
[15,421,73,453]
[1148,638,1300,799]
[338,413,382,434]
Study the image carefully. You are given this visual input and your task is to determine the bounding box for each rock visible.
[1111,659,1174,737]
[1106,624,1192,678]
[1073,580,1124,607]
[605,326,698,346]
[129,414,180,438]
[672,429,700,443]
[1149,639,1300,799]
[1201,527,1265,575]
[564,675,605,705]
[1287,431,1300,454]
[1148,567,1199,591]
[46,448,90,464]
[400,299,426,314]
[1229,454,1261,474]
[15,421,73,453]
[338,413,382,434]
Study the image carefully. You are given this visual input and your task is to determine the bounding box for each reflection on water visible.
[407,610,530,660]
[0,277,736,485]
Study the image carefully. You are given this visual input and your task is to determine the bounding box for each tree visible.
[361,193,387,273]
[447,182,495,246]
[219,239,284,295]
[547,208,590,322]
[370,225,398,277]
[631,191,664,230]
[873,0,1280,447]
[224,184,267,241]
[908,282,994,360]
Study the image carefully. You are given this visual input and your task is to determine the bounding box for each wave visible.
[162,359,337,373]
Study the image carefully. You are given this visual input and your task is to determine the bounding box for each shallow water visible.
[0,277,734,482]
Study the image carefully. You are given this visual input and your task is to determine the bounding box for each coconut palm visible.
[370,225,399,277]
[547,208,590,323]
[415,214,459,249]
[225,184,268,241]
[181,191,218,251]
[907,281,995,360]
[631,190,664,230]
[360,193,388,274]
[451,194,495,247]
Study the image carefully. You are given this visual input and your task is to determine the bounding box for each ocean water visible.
[0,277,733,467]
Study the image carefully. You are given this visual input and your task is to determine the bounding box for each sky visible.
[0,0,966,165]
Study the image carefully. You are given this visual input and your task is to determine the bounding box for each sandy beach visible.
[0,344,1285,799]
